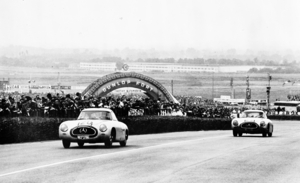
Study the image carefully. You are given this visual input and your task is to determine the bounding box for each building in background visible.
[79,62,271,73]
[80,62,218,73]
[214,95,245,105]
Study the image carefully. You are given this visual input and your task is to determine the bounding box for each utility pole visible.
[28,74,35,94]
[171,80,173,95]
[267,73,272,110]
[58,72,61,93]
[230,77,234,99]
[212,72,215,100]
[246,76,251,103]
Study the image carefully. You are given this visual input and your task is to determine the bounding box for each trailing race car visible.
[231,110,273,137]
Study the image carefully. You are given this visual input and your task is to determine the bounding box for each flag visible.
[283,80,291,86]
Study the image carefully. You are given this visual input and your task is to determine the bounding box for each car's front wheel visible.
[62,140,70,148]
[268,132,273,137]
[238,133,243,137]
[105,129,116,147]
[233,130,237,137]
[77,142,84,147]
[262,133,267,137]
[120,140,127,147]
[120,130,128,147]
[268,125,273,137]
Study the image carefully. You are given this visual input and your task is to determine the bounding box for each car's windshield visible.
[78,111,112,120]
[241,112,264,118]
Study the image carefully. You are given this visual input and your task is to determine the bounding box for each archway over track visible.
[82,72,179,103]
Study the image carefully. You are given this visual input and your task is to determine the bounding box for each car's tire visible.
[268,125,273,137]
[233,130,237,137]
[62,140,70,148]
[120,130,128,147]
[105,129,116,147]
[268,132,273,137]
[77,142,84,147]
[125,130,129,140]
[238,133,243,137]
[262,133,267,137]
[120,140,127,147]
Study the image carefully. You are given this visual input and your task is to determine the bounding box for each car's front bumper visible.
[59,131,110,143]
[232,126,268,134]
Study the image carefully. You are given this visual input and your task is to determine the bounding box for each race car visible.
[231,109,273,137]
[59,108,129,148]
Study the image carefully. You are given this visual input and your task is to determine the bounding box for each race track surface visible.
[1,120,300,183]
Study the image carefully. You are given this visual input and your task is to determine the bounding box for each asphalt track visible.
[1,120,300,183]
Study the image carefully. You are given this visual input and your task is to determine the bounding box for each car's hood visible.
[234,118,266,124]
[62,120,113,128]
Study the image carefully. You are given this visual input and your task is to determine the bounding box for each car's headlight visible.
[60,123,68,132]
[260,121,266,127]
[232,120,238,127]
[100,124,107,132]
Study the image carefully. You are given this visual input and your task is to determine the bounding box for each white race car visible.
[59,108,129,148]
[231,110,273,137]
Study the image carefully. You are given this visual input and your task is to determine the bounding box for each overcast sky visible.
[1,0,300,51]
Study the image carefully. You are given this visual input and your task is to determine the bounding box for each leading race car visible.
[59,108,129,148]
[231,109,273,137]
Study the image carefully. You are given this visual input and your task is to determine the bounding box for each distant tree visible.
[177,58,184,63]
[207,59,217,65]
[248,68,258,73]
[259,68,274,73]
[136,58,144,63]
[115,61,124,70]
[245,59,255,65]
[254,57,259,64]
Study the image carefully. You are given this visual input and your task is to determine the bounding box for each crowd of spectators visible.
[287,94,300,101]
[0,92,238,118]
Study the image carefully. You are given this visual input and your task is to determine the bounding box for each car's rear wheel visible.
[238,133,243,137]
[105,129,116,147]
[77,142,84,147]
[62,140,70,148]
[233,130,237,137]
[262,133,267,137]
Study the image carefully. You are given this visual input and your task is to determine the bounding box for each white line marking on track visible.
[0,135,224,178]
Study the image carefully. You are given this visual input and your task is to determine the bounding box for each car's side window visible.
[105,112,112,120]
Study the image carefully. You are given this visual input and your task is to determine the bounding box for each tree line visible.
[1,56,299,74]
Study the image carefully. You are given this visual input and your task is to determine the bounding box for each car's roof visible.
[82,108,113,112]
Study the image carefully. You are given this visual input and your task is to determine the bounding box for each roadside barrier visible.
[0,116,231,144]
